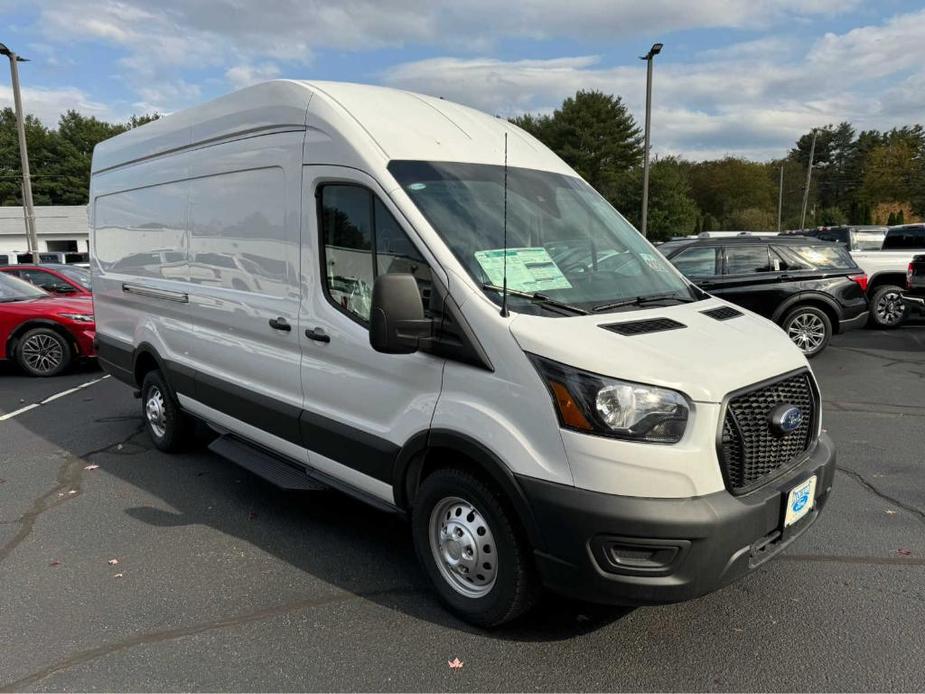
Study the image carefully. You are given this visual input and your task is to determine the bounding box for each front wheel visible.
[869,285,906,328]
[411,468,539,627]
[782,306,831,358]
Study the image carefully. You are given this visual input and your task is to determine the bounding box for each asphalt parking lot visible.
[1,324,924,692]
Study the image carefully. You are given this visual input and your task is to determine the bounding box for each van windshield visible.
[389,161,698,315]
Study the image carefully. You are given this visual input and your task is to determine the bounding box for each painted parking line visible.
[0,374,110,422]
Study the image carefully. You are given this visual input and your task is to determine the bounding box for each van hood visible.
[509,300,808,403]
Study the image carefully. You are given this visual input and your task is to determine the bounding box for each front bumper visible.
[519,432,836,606]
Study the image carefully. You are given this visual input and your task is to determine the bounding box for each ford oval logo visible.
[768,404,803,436]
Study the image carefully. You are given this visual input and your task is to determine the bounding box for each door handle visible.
[305,327,331,343]
[268,317,291,332]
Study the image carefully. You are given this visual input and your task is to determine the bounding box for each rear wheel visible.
[16,327,71,377]
[141,370,189,452]
[781,306,831,358]
[411,467,539,627]
[869,285,906,328]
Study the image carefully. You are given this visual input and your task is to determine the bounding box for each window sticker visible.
[474,247,572,293]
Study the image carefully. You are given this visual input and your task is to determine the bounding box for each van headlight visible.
[529,354,689,443]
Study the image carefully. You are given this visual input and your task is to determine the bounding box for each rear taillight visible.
[908,263,914,289]
[849,273,868,292]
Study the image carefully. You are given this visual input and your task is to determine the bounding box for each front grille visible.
[719,371,817,494]
[602,318,686,336]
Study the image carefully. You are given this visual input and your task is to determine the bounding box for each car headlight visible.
[529,354,690,443]
[57,312,94,323]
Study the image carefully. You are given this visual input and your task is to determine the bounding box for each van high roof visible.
[92,80,573,177]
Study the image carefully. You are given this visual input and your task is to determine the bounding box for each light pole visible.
[0,42,40,263]
[639,42,662,238]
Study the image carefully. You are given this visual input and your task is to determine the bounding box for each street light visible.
[639,42,662,238]
[0,42,40,263]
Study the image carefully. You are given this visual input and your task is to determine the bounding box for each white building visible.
[0,205,90,258]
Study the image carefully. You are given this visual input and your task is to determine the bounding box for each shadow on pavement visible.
[16,398,632,642]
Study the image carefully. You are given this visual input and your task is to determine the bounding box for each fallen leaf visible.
[113,573,123,578]
[448,657,464,671]
[84,464,99,471]
[898,548,913,557]
[49,560,60,567]
[108,559,119,565]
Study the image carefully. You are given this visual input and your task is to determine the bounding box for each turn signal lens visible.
[549,380,593,431]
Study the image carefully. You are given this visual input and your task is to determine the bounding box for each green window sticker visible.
[474,247,573,293]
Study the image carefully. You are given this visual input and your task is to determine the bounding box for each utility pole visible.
[639,42,663,238]
[799,129,817,232]
[777,163,784,232]
[0,42,40,263]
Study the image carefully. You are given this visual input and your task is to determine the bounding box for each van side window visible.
[320,185,430,323]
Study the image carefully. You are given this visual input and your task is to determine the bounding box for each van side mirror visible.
[369,273,431,354]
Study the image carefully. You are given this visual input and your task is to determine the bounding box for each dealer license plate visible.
[784,475,817,527]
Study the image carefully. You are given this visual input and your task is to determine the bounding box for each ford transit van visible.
[90,81,835,626]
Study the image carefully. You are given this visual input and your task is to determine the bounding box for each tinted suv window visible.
[319,185,431,323]
[883,226,925,250]
[724,246,772,274]
[671,246,719,277]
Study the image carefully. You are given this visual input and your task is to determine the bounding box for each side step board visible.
[209,435,328,491]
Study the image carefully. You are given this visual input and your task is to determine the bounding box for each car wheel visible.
[15,327,72,377]
[782,306,831,358]
[411,467,539,627]
[869,285,906,329]
[141,370,189,452]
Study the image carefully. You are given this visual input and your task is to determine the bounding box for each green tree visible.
[511,90,642,197]
[616,157,700,240]
[687,157,775,228]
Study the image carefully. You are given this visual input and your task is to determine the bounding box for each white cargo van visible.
[90,81,835,626]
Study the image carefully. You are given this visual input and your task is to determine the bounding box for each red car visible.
[0,264,92,297]
[0,272,96,377]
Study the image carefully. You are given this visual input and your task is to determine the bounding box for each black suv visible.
[660,236,869,357]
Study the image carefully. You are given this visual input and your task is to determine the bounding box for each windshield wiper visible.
[591,293,696,313]
[481,284,588,315]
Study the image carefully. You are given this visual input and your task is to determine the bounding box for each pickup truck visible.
[833,224,925,328]
[902,254,925,314]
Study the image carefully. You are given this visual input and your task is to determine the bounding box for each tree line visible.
[2,96,923,241]
[512,91,925,239]
[0,109,158,207]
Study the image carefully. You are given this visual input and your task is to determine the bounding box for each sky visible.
[1,0,924,161]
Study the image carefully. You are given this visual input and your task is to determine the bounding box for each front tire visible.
[141,370,189,452]
[781,306,831,358]
[411,467,539,627]
[16,327,72,377]
[869,285,906,328]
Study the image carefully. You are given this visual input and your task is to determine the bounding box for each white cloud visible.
[0,85,113,125]
[5,1,918,158]
[383,7,925,160]
[225,63,282,90]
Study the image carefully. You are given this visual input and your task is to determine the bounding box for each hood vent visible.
[701,306,743,321]
[602,317,686,336]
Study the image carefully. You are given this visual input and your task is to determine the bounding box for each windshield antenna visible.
[500,132,510,318]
